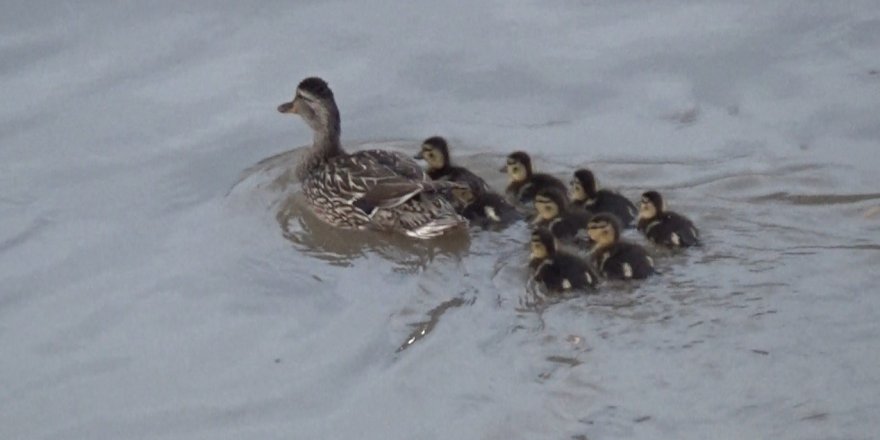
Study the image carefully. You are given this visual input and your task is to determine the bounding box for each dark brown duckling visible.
[637,190,699,248]
[450,180,521,228]
[587,213,655,280]
[529,228,599,292]
[569,169,637,228]
[414,136,491,195]
[500,151,567,204]
[532,187,592,243]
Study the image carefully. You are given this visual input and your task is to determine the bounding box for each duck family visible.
[278,77,700,294]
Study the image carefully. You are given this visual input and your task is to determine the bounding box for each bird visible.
[450,180,521,228]
[532,187,592,243]
[586,213,655,280]
[529,228,599,292]
[413,136,492,196]
[277,77,466,239]
[637,190,700,248]
[569,168,638,228]
[500,151,567,204]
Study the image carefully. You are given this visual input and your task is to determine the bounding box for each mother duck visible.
[277,77,466,239]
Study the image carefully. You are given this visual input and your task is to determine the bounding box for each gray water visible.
[2,1,880,439]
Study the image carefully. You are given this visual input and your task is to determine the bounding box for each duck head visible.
[278,77,341,136]
[414,136,450,171]
[587,213,622,247]
[501,151,532,183]
[529,228,557,260]
[570,169,599,202]
[639,190,665,221]
[533,187,566,224]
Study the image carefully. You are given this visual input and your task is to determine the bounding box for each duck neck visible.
[297,113,343,180]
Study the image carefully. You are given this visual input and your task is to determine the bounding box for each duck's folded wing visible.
[353,181,424,214]
[359,150,426,181]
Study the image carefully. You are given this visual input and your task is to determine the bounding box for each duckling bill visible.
[587,213,655,280]
[637,190,699,248]
[530,228,598,292]
[501,151,567,204]
[569,169,637,228]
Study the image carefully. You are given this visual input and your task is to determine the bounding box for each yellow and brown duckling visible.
[530,228,599,292]
[533,187,592,242]
[637,190,700,248]
[500,151,567,204]
[587,213,655,280]
[450,180,521,228]
[414,136,492,195]
[569,169,638,228]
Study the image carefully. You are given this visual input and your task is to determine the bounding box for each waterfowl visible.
[532,187,592,242]
[277,77,466,239]
[451,180,521,228]
[587,213,655,280]
[569,169,638,228]
[529,228,598,292]
[637,190,699,248]
[414,136,491,196]
[500,151,567,204]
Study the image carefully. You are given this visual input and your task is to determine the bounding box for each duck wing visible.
[325,150,458,215]
[359,149,427,181]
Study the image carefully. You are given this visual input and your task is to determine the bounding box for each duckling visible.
[277,77,466,239]
[450,180,521,228]
[587,213,655,280]
[414,136,491,194]
[532,187,592,242]
[637,190,699,248]
[500,151,567,204]
[569,169,638,228]
[529,228,599,292]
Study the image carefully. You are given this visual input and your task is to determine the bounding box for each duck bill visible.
[498,165,508,173]
[412,153,423,160]
[277,100,296,114]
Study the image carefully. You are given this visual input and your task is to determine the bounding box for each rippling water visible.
[3,1,880,439]
[227,137,880,438]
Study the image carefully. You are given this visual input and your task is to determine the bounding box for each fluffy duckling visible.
[500,151,567,204]
[569,169,638,228]
[637,190,700,248]
[532,187,592,242]
[529,228,599,292]
[451,180,521,228]
[587,213,655,280]
[414,136,491,195]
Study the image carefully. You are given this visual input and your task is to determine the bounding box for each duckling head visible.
[500,151,532,183]
[571,169,599,202]
[639,190,665,221]
[533,187,566,223]
[278,77,341,135]
[414,136,450,171]
[587,213,622,247]
[529,228,557,260]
